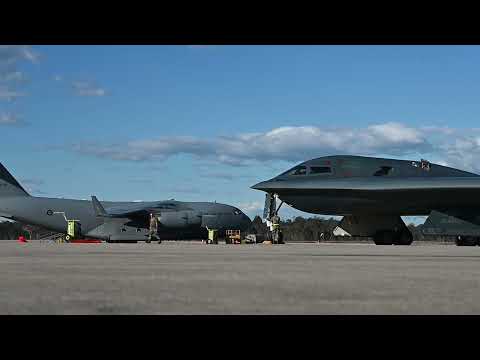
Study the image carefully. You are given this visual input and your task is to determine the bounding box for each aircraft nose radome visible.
[251,181,269,191]
[240,214,252,230]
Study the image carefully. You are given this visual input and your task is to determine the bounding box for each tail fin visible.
[0,162,29,197]
[91,195,107,216]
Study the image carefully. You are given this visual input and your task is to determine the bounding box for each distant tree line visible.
[249,216,454,243]
[0,217,455,242]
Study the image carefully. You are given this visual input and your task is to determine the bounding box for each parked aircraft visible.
[252,155,480,246]
[0,162,251,242]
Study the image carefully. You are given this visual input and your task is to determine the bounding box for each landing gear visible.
[455,235,477,246]
[263,193,285,244]
[394,229,413,246]
[373,230,395,245]
[373,229,413,246]
[336,215,414,246]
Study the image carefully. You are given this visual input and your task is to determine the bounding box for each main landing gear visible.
[337,215,414,246]
[263,193,285,244]
[455,236,479,246]
[373,229,413,246]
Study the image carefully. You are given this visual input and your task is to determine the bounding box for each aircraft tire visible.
[373,230,394,245]
[456,236,476,246]
[393,230,413,246]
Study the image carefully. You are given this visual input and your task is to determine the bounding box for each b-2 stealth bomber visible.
[252,155,480,246]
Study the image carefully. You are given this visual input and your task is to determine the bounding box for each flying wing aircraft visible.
[251,155,480,246]
[0,161,251,242]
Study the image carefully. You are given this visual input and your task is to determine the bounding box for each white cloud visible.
[437,132,480,173]
[71,122,433,166]
[0,71,26,83]
[0,46,38,127]
[0,87,25,101]
[0,113,24,126]
[0,45,39,66]
[66,121,480,174]
[19,178,45,195]
[238,201,263,212]
[72,81,107,97]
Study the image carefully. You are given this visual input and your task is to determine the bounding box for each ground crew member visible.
[147,213,159,243]
[271,214,281,244]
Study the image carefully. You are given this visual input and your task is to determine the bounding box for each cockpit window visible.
[278,165,308,177]
[289,166,307,176]
[374,166,393,176]
[310,166,332,175]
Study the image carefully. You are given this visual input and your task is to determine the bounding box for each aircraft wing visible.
[254,176,480,192]
[91,196,190,219]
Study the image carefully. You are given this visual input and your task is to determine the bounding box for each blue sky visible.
[2,45,480,222]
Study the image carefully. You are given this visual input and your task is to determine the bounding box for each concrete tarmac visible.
[1,240,480,314]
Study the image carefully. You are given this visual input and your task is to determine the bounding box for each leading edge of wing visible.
[97,200,192,218]
[266,177,480,191]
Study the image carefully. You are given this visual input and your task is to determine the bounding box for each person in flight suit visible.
[147,213,160,244]
[271,214,281,244]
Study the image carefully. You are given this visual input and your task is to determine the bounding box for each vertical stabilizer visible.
[0,162,29,197]
[91,195,107,216]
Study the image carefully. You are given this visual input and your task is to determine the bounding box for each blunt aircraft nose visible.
[240,213,252,231]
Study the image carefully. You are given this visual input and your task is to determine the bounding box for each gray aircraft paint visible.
[252,155,480,217]
[252,155,480,243]
[0,162,251,241]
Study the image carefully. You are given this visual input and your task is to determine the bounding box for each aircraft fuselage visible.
[252,155,480,223]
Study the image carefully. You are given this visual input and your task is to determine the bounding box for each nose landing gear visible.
[263,193,285,244]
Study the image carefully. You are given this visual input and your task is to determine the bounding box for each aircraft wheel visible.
[456,236,476,246]
[393,230,413,246]
[467,238,476,246]
[373,230,394,245]
[456,236,465,246]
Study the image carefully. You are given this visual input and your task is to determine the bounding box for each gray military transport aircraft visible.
[252,155,480,246]
[0,162,251,242]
